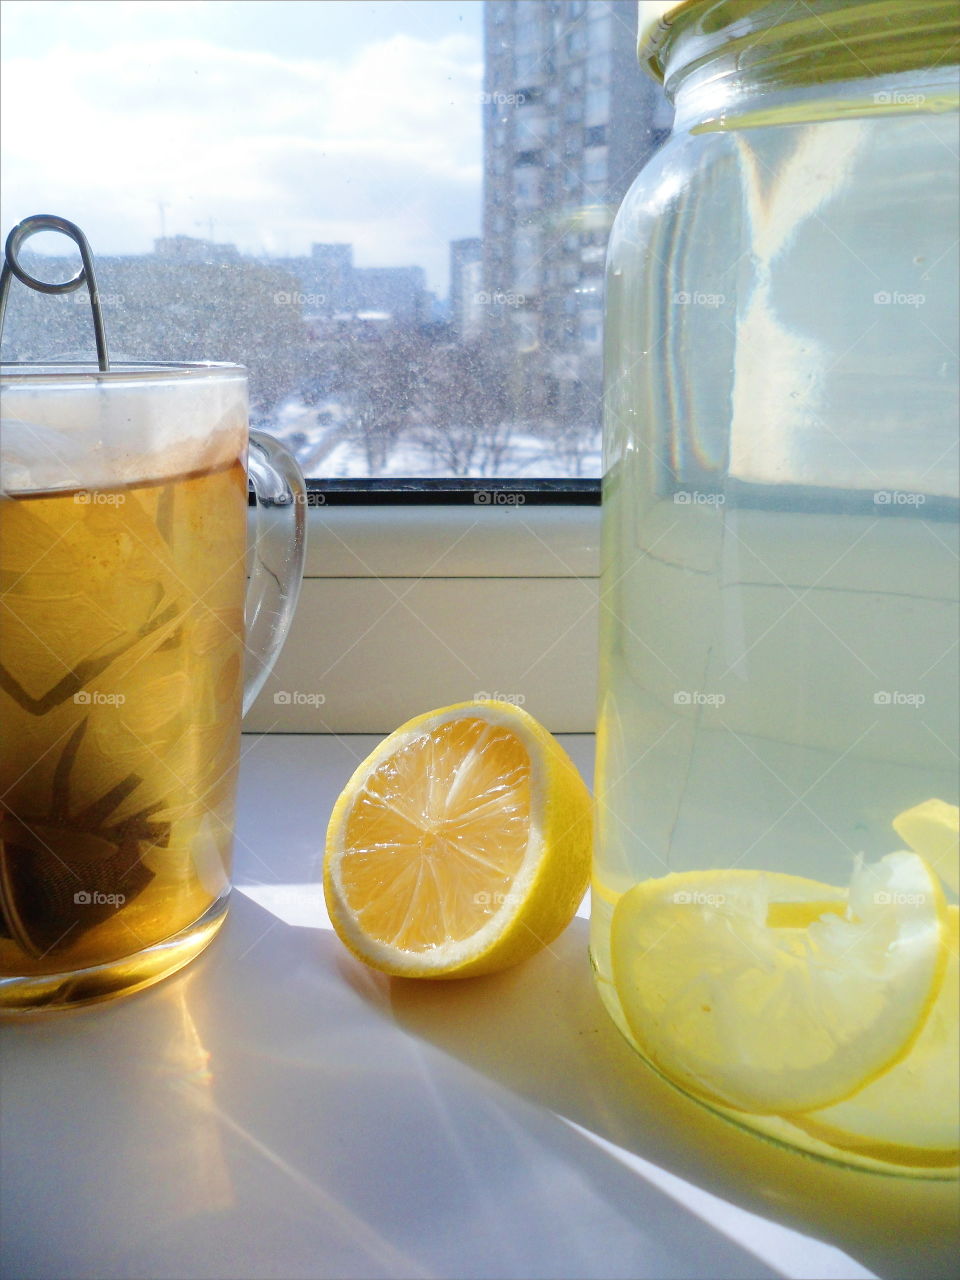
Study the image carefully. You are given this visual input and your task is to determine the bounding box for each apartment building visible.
[482,0,671,422]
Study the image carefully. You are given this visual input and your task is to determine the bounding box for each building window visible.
[515,52,541,81]
[514,170,542,205]
[515,113,546,147]
[588,14,612,53]
[586,55,607,87]
[585,88,609,124]
[583,149,607,183]
[515,14,540,50]
[584,124,606,148]
[565,28,587,58]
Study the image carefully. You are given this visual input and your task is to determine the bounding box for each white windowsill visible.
[1,732,906,1280]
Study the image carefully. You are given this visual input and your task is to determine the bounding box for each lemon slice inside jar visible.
[789,904,958,1167]
[611,854,948,1115]
[893,799,959,895]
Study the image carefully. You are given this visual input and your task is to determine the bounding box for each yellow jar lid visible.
[637,0,700,79]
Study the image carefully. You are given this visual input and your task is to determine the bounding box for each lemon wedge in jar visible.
[611,855,947,1114]
[893,799,959,895]
[790,905,958,1167]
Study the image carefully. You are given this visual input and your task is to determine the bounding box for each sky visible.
[0,0,485,294]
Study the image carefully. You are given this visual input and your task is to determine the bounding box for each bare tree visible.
[317,324,429,474]
[409,342,511,476]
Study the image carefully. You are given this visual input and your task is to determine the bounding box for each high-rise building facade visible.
[482,0,671,422]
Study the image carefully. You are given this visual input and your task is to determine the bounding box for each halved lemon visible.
[893,799,959,895]
[323,702,592,978]
[791,905,959,1167]
[611,855,947,1114]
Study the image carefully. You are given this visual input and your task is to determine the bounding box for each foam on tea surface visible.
[0,364,247,495]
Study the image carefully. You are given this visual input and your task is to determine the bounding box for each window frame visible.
[287,477,601,507]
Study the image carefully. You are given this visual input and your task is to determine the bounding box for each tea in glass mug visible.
[0,363,305,1010]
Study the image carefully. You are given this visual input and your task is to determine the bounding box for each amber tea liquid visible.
[0,458,247,1007]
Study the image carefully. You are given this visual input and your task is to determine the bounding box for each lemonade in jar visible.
[593,0,959,1175]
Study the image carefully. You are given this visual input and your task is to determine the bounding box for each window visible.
[588,13,612,53]
[515,52,541,82]
[516,18,540,48]
[585,88,610,124]
[515,113,546,147]
[514,170,542,206]
[565,28,587,58]
[584,149,608,184]
[586,55,608,87]
[512,230,541,293]
[0,0,671,485]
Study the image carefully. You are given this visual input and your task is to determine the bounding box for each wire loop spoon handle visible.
[0,214,110,371]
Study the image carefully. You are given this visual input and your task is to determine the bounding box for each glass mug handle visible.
[243,429,307,714]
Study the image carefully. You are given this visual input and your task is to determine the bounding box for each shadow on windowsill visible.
[384,917,958,1280]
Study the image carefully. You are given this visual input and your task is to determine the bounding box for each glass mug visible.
[0,362,306,1011]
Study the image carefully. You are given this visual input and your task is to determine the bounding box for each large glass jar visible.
[594,0,959,1176]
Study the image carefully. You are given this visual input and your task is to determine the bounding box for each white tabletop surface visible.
[2,733,957,1280]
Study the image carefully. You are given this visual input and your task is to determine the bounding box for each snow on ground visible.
[263,397,601,479]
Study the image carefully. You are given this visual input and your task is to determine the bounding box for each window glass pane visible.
[0,0,670,480]
[585,88,610,125]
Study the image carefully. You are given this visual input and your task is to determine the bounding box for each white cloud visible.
[0,29,482,291]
